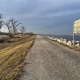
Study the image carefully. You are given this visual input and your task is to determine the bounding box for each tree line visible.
[0,13,26,37]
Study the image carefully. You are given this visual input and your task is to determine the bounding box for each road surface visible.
[19,35,80,80]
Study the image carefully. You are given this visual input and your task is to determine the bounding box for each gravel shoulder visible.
[19,35,80,80]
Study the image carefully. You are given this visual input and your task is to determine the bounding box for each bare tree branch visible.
[20,26,26,36]
[5,20,13,37]
[0,14,4,30]
[10,18,21,35]
[0,13,3,19]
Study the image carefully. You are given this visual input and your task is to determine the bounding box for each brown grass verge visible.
[0,35,36,80]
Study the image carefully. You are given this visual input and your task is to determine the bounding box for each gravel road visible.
[19,35,80,80]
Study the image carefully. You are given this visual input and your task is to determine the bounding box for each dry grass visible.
[0,35,36,80]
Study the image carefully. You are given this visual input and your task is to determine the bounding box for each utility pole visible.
[73,29,75,46]
[73,19,80,46]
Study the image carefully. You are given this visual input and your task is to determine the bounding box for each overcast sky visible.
[0,0,80,35]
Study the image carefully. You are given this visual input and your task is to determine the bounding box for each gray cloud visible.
[1,0,80,34]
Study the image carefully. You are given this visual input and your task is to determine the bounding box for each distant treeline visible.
[0,32,8,35]
[0,32,34,35]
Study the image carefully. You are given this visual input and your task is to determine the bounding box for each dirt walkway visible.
[19,35,80,80]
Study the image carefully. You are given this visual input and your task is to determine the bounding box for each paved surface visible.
[19,35,80,80]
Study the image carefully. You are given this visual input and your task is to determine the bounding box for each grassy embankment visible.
[0,35,36,80]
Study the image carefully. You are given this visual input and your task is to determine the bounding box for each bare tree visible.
[20,26,26,36]
[0,14,4,31]
[5,20,13,37]
[0,21,2,32]
[0,14,3,19]
[10,18,21,35]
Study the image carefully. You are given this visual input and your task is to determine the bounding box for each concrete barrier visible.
[45,36,80,47]
[50,37,53,40]
[62,40,67,44]
[75,43,80,47]
[67,41,72,46]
